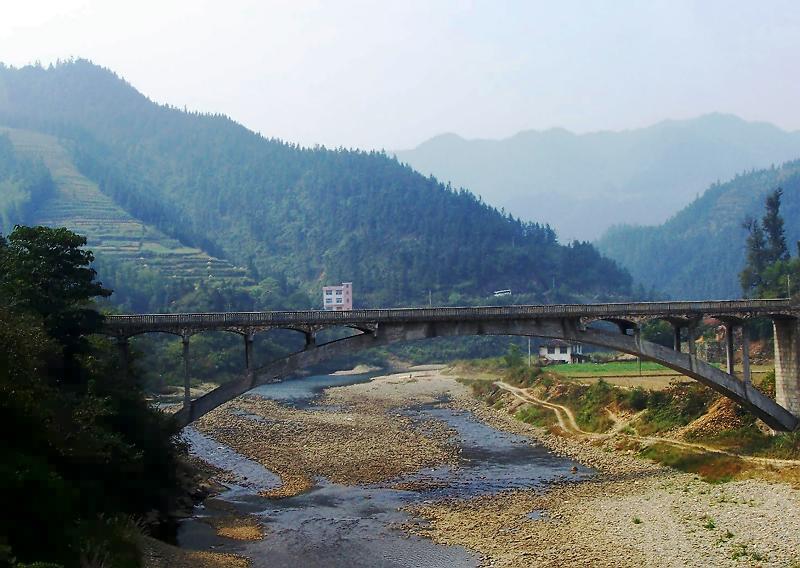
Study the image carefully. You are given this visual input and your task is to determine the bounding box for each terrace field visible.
[1,126,251,284]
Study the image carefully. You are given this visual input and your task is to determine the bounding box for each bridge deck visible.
[102,299,795,336]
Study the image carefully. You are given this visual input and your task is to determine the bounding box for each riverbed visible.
[177,369,590,567]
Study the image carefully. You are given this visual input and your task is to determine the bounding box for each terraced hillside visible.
[1,127,250,283]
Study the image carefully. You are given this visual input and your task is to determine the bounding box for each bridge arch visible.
[174,318,799,432]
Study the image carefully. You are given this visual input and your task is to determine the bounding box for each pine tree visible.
[762,188,789,264]
[740,216,767,296]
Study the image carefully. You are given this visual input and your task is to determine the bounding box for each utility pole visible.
[528,337,532,367]
[788,275,792,298]
[428,289,432,307]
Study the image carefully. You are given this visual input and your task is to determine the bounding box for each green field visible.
[550,361,670,377]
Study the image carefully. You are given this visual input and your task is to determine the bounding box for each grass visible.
[640,443,745,483]
[545,379,618,432]
[634,384,715,435]
[515,404,556,427]
[695,427,800,459]
[731,543,764,562]
[469,357,799,481]
[550,361,669,377]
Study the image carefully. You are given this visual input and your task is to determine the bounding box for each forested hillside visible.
[0,60,632,308]
[597,161,800,299]
[0,132,54,232]
[395,115,800,240]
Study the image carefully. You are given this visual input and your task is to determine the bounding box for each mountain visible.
[394,116,800,241]
[1,126,249,279]
[0,60,632,310]
[0,131,54,232]
[596,161,800,299]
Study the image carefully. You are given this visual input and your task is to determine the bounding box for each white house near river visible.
[539,339,584,364]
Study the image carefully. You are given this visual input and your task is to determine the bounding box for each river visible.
[176,370,592,567]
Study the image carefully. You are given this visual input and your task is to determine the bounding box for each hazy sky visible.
[2,1,799,149]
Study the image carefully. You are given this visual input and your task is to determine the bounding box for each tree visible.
[762,188,789,264]
[504,342,524,368]
[740,216,767,296]
[0,226,184,567]
[0,226,111,382]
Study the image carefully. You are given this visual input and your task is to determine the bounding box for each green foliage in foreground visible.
[0,226,184,567]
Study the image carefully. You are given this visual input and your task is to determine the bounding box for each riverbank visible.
[141,536,249,568]
[422,388,800,567]
[185,367,800,567]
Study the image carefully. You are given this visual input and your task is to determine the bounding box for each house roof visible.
[540,339,576,347]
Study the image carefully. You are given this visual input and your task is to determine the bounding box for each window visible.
[325,290,333,295]
[336,298,343,303]
[326,298,333,303]
[336,289,343,295]
[548,346,555,354]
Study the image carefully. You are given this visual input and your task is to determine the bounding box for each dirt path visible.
[497,382,585,434]
[495,381,799,468]
[604,406,646,434]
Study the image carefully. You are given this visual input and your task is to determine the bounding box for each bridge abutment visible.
[773,318,800,416]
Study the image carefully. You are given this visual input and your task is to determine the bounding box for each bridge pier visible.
[244,332,255,386]
[687,323,697,357]
[304,331,316,350]
[671,323,681,352]
[741,326,752,386]
[182,333,191,410]
[724,323,735,375]
[773,318,800,416]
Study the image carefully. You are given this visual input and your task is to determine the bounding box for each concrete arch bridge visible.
[101,299,800,431]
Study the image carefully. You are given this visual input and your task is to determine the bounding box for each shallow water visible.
[248,371,378,408]
[179,373,593,567]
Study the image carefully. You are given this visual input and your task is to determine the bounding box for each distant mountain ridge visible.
[0,60,632,309]
[395,115,800,240]
[596,160,800,299]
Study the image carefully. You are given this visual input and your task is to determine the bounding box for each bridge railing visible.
[102,299,794,335]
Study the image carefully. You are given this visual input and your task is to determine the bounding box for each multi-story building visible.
[322,282,353,311]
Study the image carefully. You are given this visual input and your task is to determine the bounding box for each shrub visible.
[620,386,648,411]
